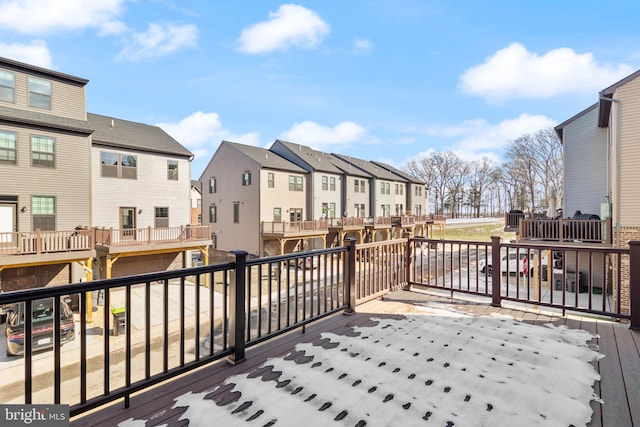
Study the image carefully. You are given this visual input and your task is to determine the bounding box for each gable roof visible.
[88,113,193,158]
[224,141,307,173]
[331,153,400,181]
[554,103,598,142]
[598,68,640,128]
[271,139,345,174]
[370,160,424,184]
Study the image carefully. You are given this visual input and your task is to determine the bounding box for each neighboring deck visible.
[72,289,640,427]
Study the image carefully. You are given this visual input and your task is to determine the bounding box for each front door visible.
[0,203,16,245]
[120,207,136,239]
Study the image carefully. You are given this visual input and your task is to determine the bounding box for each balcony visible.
[261,220,329,238]
[327,216,365,231]
[0,228,95,267]
[504,212,611,244]
[94,225,212,254]
[0,238,638,425]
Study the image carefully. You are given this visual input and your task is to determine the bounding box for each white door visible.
[0,204,16,243]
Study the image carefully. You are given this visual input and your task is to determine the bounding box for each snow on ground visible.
[119,304,601,427]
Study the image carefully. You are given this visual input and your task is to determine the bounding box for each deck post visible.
[628,241,640,330]
[403,232,412,288]
[344,238,357,315]
[491,236,502,307]
[228,250,248,364]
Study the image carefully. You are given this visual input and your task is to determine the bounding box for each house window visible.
[361,180,366,192]
[385,183,391,195]
[154,207,169,228]
[233,202,240,224]
[213,204,219,223]
[28,77,51,109]
[354,203,365,217]
[209,177,216,193]
[400,185,403,195]
[167,160,178,180]
[0,69,15,103]
[32,196,55,231]
[0,130,17,164]
[354,179,359,193]
[197,213,202,224]
[330,177,336,191]
[322,176,328,191]
[380,182,385,194]
[31,135,55,168]
[268,172,274,188]
[395,184,399,195]
[273,207,282,222]
[121,154,137,179]
[289,175,303,191]
[415,186,423,196]
[196,199,201,208]
[100,151,137,179]
[242,171,251,186]
[211,233,217,249]
[329,202,336,218]
[322,202,328,217]
[289,208,302,222]
[415,204,422,215]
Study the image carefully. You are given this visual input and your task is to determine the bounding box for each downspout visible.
[600,95,621,240]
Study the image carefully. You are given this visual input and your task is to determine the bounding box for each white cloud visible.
[415,113,556,156]
[116,23,198,61]
[0,40,52,68]
[353,39,373,55]
[0,0,126,35]
[280,120,367,150]
[459,42,634,101]
[157,111,260,153]
[238,4,330,54]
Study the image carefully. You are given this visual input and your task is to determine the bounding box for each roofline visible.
[598,68,640,128]
[0,56,89,85]
[91,141,193,159]
[0,115,93,136]
[553,102,598,142]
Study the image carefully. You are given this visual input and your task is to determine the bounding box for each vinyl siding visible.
[344,176,369,216]
[201,144,261,255]
[0,123,91,231]
[260,169,307,222]
[312,173,341,219]
[91,146,191,229]
[562,107,608,218]
[616,77,640,226]
[6,68,86,120]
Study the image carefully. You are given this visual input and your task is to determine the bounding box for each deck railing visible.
[94,225,210,247]
[261,220,329,235]
[0,228,94,255]
[519,218,611,244]
[0,237,637,419]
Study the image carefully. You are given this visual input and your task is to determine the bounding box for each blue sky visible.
[2,1,639,179]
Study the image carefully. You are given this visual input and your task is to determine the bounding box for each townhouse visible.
[0,56,208,291]
[201,140,433,256]
[200,141,314,257]
[553,67,640,310]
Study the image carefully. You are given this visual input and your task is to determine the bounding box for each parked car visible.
[479,251,550,277]
[4,298,75,357]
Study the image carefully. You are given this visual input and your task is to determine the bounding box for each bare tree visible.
[468,157,498,217]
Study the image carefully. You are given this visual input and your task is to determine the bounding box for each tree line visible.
[405,127,562,218]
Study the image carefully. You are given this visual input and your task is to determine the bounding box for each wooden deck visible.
[71,289,640,427]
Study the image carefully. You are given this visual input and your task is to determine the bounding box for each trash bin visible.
[112,307,126,336]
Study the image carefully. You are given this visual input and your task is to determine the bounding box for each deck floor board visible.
[71,289,639,427]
